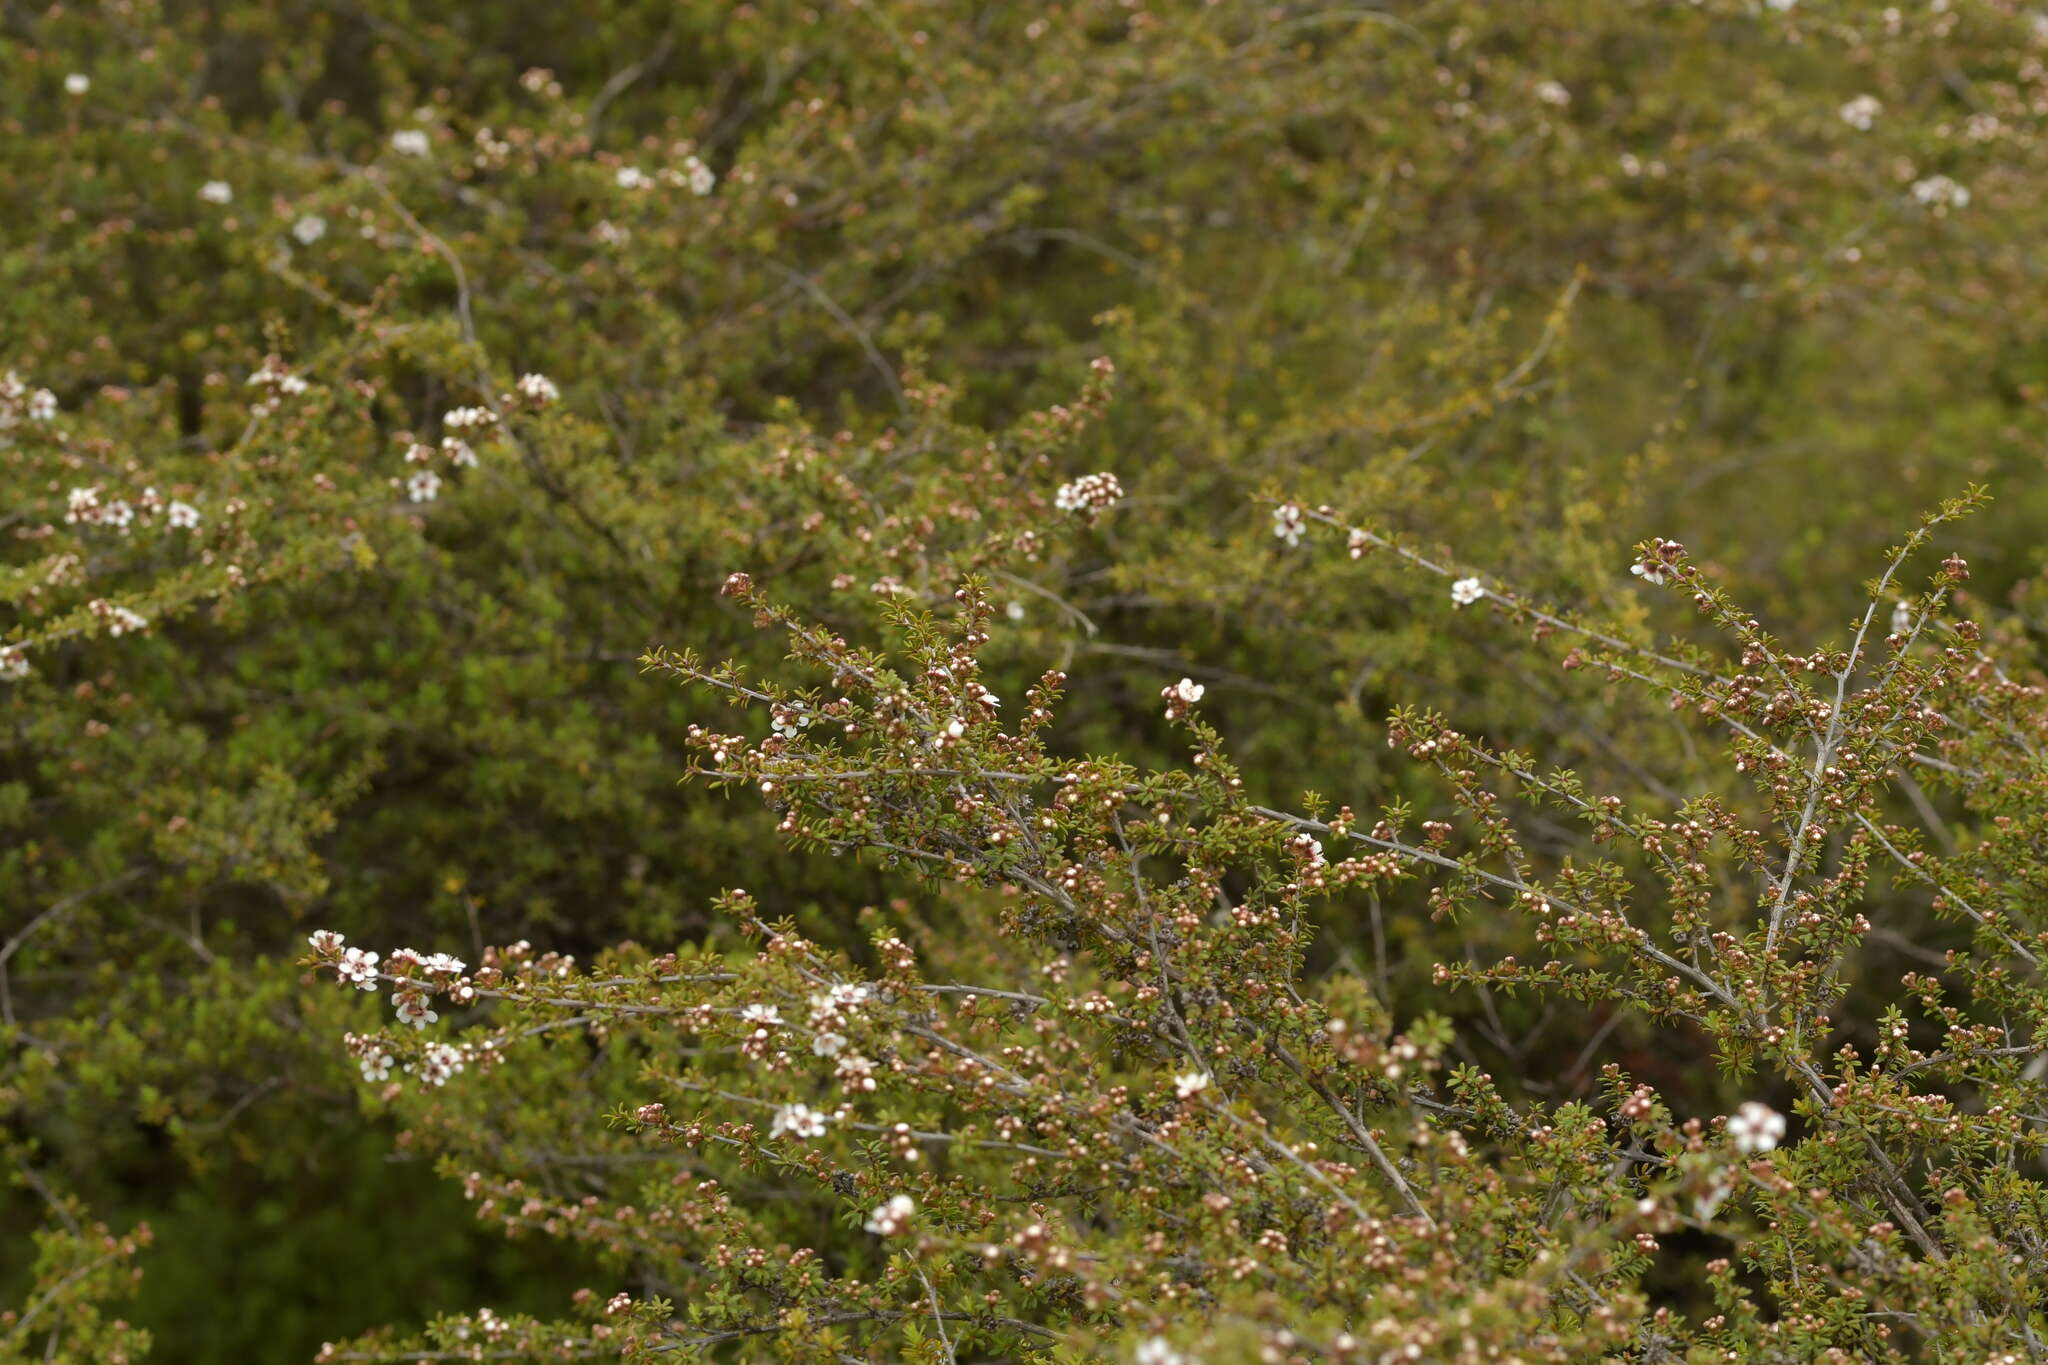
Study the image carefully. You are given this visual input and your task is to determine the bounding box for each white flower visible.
[0,647,29,682]
[64,73,90,96]
[442,438,478,468]
[1171,678,1205,705]
[742,1003,783,1027]
[1891,599,1913,636]
[836,1053,877,1092]
[1910,174,1970,211]
[406,469,442,503]
[413,1041,465,1086]
[108,606,148,637]
[1765,0,1796,10]
[1693,1168,1737,1221]
[593,219,629,246]
[515,372,559,404]
[1534,80,1571,107]
[100,499,134,532]
[1725,1100,1787,1154]
[27,390,56,422]
[443,406,495,430]
[1134,1339,1188,1365]
[360,1051,394,1083]
[1629,561,1668,587]
[199,180,233,204]
[811,1031,847,1057]
[65,486,98,523]
[770,1103,830,1140]
[1174,1071,1211,1099]
[338,946,381,989]
[292,215,327,245]
[1005,600,1026,621]
[167,501,201,529]
[393,990,439,1029]
[308,930,344,954]
[615,166,648,189]
[1272,502,1306,547]
[864,1193,915,1235]
[390,129,431,157]
[1289,832,1327,867]
[1450,576,1485,607]
[1055,471,1123,513]
[1839,95,1882,131]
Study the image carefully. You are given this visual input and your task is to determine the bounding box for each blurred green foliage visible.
[3,0,2046,1359]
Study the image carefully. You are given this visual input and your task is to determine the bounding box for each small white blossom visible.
[741,1003,783,1027]
[615,166,648,189]
[1450,576,1485,607]
[1839,94,1882,131]
[406,469,442,503]
[308,930,344,954]
[811,1030,847,1057]
[27,390,56,422]
[360,1050,394,1083]
[390,129,431,157]
[1765,0,1796,9]
[0,647,30,682]
[836,1053,877,1092]
[1174,1071,1211,1099]
[393,991,439,1029]
[1272,502,1306,547]
[339,946,381,989]
[1289,832,1327,867]
[1134,1339,1188,1365]
[199,180,233,204]
[684,156,716,196]
[108,606,148,637]
[442,438,478,468]
[1892,599,1913,636]
[65,73,90,96]
[515,372,560,404]
[1630,561,1669,587]
[413,1041,465,1086]
[443,406,495,430]
[1171,678,1204,705]
[864,1193,915,1235]
[1055,471,1123,513]
[1910,174,1970,212]
[1725,1100,1787,1154]
[293,215,328,245]
[1534,80,1571,107]
[770,1103,830,1140]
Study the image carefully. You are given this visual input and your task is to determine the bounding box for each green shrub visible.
[6,0,2048,1360]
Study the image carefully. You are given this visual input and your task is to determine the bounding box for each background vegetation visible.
[4,1,2047,1360]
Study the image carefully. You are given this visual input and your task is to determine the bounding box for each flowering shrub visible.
[8,0,2048,1359]
[274,487,2048,1363]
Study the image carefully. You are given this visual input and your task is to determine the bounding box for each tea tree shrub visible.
[6,0,2048,1360]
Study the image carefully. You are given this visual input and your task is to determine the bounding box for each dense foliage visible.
[6,0,2048,1360]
